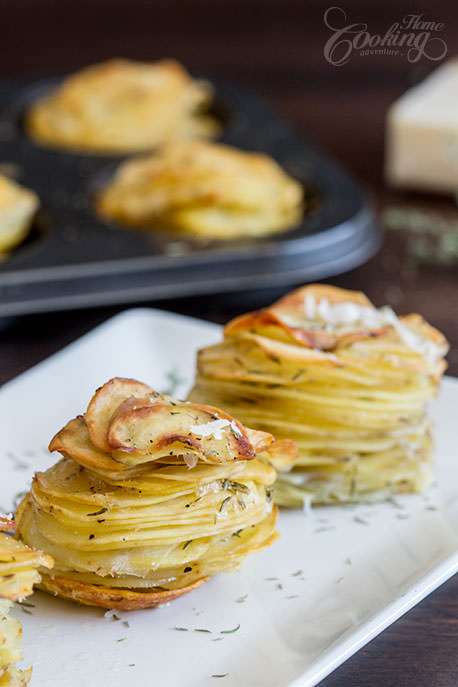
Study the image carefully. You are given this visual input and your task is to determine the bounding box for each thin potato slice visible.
[84,377,154,452]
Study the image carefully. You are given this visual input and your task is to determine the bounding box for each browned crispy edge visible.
[224,283,449,354]
[39,573,208,610]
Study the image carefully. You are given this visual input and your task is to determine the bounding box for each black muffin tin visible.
[0,76,378,316]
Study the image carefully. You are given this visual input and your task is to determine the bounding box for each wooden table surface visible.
[1,1,457,684]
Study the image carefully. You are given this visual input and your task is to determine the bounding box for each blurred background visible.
[1,4,458,682]
[2,0,458,374]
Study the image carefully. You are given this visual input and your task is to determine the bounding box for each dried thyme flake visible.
[16,601,34,608]
[222,479,249,495]
[117,637,127,642]
[286,595,299,599]
[220,624,240,634]
[6,452,29,471]
[353,516,369,526]
[20,606,32,615]
[185,496,202,508]
[173,626,189,632]
[105,612,121,621]
[265,577,279,581]
[211,637,224,642]
[211,675,228,679]
[235,594,248,603]
[122,621,130,628]
[314,526,336,533]
[162,368,186,396]
[387,497,404,510]
[292,570,303,577]
[219,496,232,513]
[194,628,212,633]
[276,583,283,590]
[87,507,108,517]
[182,540,193,550]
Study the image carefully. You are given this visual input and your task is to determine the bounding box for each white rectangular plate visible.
[1,308,457,687]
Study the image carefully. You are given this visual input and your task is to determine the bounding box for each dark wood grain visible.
[1,1,457,684]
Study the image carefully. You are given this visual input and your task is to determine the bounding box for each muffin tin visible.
[0,75,378,316]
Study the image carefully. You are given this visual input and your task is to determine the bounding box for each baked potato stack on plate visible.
[16,378,295,610]
[0,518,53,686]
[26,59,219,155]
[96,140,304,239]
[188,284,448,506]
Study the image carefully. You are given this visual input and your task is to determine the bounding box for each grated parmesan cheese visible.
[189,419,242,441]
[304,295,441,364]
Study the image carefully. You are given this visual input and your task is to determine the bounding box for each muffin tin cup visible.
[0,75,378,316]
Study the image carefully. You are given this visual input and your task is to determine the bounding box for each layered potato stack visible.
[0,518,53,686]
[0,175,38,258]
[189,285,448,506]
[26,59,218,154]
[96,141,303,239]
[16,379,295,610]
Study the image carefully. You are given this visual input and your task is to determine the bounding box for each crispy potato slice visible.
[49,416,133,478]
[225,284,449,358]
[39,573,207,610]
[50,409,280,478]
[107,397,256,462]
[84,378,155,452]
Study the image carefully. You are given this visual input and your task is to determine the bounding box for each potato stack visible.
[96,141,303,239]
[0,518,53,686]
[188,285,448,506]
[26,59,218,154]
[0,175,38,258]
[16,379,295,609]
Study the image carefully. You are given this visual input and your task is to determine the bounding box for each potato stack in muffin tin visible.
[96,140,303,240]
[26,59,219,154]
[0,175,38,258]
[188,284,448,506]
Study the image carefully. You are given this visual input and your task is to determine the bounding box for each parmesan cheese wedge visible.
[386,58,458,194]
